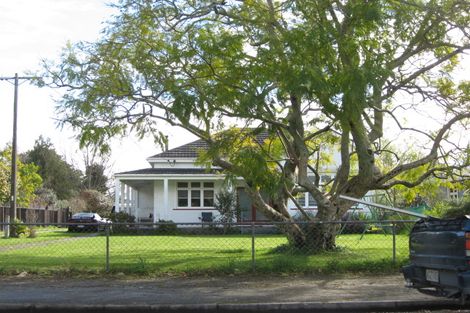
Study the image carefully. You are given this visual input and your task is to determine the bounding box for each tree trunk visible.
[306,203,340,251]
[274,204,339,252]
[279,220,338,252]
[306,222,338,251]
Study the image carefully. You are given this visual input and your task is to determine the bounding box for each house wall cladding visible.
[0,207,70,230]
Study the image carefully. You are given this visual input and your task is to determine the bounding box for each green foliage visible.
[53,189,112,216]
[82,163,109,193]
[109,211,135,233]
[10,219,29,238]
[156,220,178,235]
[214,189,240,223]
[22,137,82,200]
[31,188,58,209]
[76,189,113,216]
[0,146,42,207]
[0,154,10,205]
[340,212,367,234]
[439,201,470,219]
[424,201,453,218]
[28,226,38,238]
[198,128,285,195]
[375,145,460,207]
[36,0,470,236]
[110,211,135,223]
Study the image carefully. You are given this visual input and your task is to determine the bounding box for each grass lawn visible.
[0,230,410,275]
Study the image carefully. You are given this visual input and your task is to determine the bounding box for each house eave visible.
[146,157,198,163]
[114,173,225,180]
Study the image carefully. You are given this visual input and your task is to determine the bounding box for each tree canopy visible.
[39,0,470,249]
[22,137,82,200]
[81,147,110,193]
[0,146,42,207]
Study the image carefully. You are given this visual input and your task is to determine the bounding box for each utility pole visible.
[0,74,34,238]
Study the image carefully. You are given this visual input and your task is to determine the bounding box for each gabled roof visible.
[149,130,270,159]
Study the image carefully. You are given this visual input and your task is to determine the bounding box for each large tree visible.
[39,0,470,250]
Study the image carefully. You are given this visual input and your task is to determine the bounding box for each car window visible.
[72,213,95,219]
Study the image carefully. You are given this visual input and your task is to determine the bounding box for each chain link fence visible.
[0,220,416,274]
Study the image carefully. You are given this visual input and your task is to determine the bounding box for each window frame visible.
[176,181,215,208]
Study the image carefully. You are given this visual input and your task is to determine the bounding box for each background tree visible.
[71,189,113,216]
[22,136,82,200]
[0,153,9,204]
[38,0,470,250]
[0,146,42,207]
[82,163,109,193]
[30,188,59,210]
[81,147,110,193]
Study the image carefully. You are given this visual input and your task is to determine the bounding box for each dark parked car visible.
[402,216,470,303]
[67,212,111,232]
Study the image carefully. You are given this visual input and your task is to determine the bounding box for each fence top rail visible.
[0,206,67,211]
[0,220,418,227]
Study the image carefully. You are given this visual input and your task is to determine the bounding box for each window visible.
[177,190,188,207]
[291,192,318,209]
[177,181,215,208]
[295,193,306,207]
[308,193,317,207]
[204,190,214,207]
[449,188,460,201]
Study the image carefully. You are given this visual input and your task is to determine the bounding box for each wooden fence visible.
[0,207,70,230]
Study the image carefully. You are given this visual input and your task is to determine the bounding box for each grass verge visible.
[0,231,409,276]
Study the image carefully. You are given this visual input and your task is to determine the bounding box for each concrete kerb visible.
[0,300,468,313]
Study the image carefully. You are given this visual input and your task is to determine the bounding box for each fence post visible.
[251,222,256,272]
[392,222,396,265]
[105,224,110,272]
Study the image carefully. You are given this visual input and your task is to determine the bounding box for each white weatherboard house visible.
[114,137,338,223]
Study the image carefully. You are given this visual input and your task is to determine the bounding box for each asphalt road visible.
[0,274,468,312]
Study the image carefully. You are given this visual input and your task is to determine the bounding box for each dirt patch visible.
[0,233,98,253]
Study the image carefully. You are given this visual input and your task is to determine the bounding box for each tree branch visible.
[376,112,470,185]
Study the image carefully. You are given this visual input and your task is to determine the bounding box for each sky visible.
[0,0,195,174]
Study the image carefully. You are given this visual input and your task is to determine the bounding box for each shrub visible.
[156,219,178,234]
[214,189,240,233]
[77,189,113,217]
[441,201,470,219]
[340,212,366,234]
[28,226,38,238]
[109,211,135,223]
[10,219,28,238]
[109,212,135,233]
[424,201,452,218]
